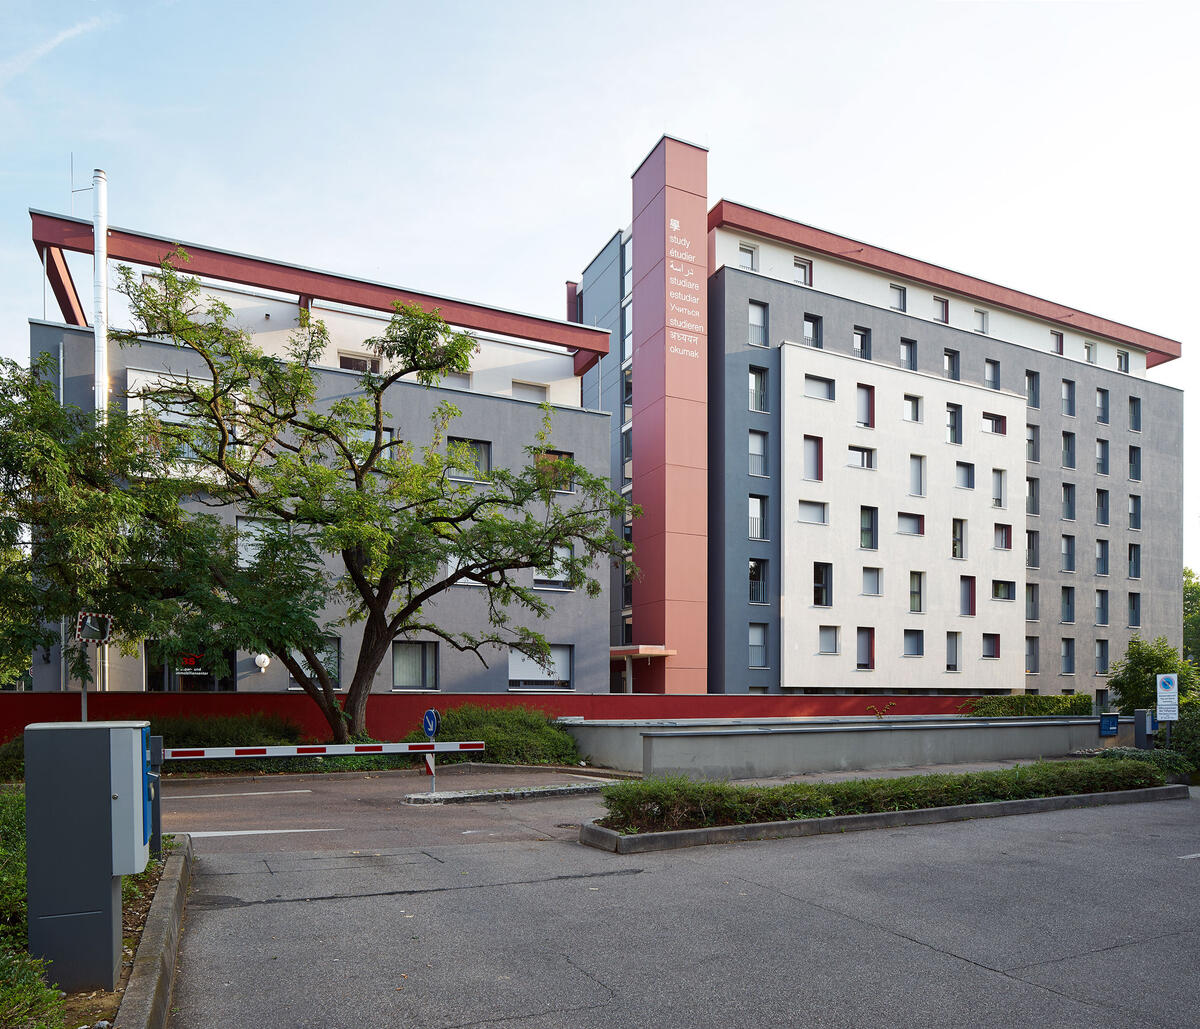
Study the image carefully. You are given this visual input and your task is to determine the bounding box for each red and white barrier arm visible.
[162,741,485,760]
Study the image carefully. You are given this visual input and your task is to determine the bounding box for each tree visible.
[1183,567,1199,665]
[0,254,631,741]
[1106,635,1199,715]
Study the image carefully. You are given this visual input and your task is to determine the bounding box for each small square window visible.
[982,633,1000,659]
[903,394,922,422]
[903,629,924,657]
[974,309,989,334]
[890,284,907,311]
[898,512,925,536]
[818,625,839,654]
[862,567,882,595]
[804,374,834,401]
[933,297,949,323]
[1117,350,1130,373]
[447,438,492,480]
[738,244,757,271]
[955,461,975,489]
[849,445,876,469]
[794,257,813,286]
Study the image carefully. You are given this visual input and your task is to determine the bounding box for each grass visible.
[598,758,1166,835]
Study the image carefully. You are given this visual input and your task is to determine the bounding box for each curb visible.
[114,835,193,1029]
[161,761,637,787]
[580,784,1192,854]
[404,781,616,805]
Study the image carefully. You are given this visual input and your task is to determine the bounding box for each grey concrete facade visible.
[29,319,612,695]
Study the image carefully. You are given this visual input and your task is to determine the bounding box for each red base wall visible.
[0,692,973,745]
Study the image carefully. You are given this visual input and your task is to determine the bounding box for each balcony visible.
[749,579,767,604]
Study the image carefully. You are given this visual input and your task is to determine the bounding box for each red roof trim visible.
[709,200,1180,367]
[30,211,608,373]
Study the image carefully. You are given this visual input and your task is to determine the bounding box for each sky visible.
[1,0,1197,560]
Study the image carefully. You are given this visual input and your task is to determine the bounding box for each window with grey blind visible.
[392,641,438,690]
[508,645,573,689]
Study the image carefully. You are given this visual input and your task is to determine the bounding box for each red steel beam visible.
[31,211,608,373]
[37,244,88,327]
[709,200,1181,367]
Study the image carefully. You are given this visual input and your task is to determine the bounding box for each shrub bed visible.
[962,694,1095,717]
[1094,746,1195,779]
[400,704,580,766]
[599,759,1165,835]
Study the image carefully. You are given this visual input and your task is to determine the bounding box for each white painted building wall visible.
[779,342,1027,691]
[714,228,1149,377]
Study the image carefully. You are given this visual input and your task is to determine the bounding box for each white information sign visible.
[1157,673,1179,722]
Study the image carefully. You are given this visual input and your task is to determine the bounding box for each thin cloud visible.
[0,15,114,90]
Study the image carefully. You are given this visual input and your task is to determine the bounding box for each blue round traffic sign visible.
[422,709,440,739]
[1161,677,1174,690]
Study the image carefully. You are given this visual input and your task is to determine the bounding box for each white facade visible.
[779,342,1026,690]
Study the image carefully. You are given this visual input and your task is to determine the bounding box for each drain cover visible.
[555,823,578,829]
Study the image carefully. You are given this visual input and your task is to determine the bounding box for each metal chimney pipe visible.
[92,169,108,421]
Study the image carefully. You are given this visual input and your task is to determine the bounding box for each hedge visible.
[962,694,1094,717]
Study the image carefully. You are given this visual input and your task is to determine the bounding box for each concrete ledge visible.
[404,781,615,805]
[115,835,193,1029]
[579,785,1191,854]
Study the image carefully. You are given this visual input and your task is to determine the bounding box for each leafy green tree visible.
[1106,634,1199,715]
[0,254,630,741]
[1183,567,1199,664]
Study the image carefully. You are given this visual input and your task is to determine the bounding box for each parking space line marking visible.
[187,828,344,839]
[1178,853,1200,860]
[167,789,314,800]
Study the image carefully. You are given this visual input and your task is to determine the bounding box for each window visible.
[1061,586,1075,623]
[1128,494,1141,530]
[933,297,949,323]
[533,545,573,589]
[955,461,975,489]
[798,500,828,525]
[749,560,767,605]
[236,516,279,567]
[952,518,967,559]
[856,383,875,427]
[289,637,343,691]
[621,614,633,646]
[738,244,757,271]
[442,371,471,390]
[622,368,633,423]
[1061,380,1076,416]
[856,627,875,670]
[803,435,823,480]
[1026,477,1040,516]
[900,339,918,371]
[959,576,977,616]
[1129,396,1142,432]
[1084,342,1096,364]
[1128,445,1141,481]
[1117,350,1130,373]
[393,641,438,690]
[985,360,1000,389]
[943,349,960,380]
[621,299,633,361]
[813,562,833,607]
[145,643,237,692]
[946,632,962,672]
[512,381,547,403]
[1096,589,1109,626]
[853,328,872,361]
[1096,489,1110,525]
[862,567,882,595]
[903,629,924,657]
[1061,534,1075,571]
[983,412,1007,435]
[621,428,632,484]
[1096,388,1110,424]
[992,579,1015,601]
[890,284,907,311]
[1051,330,1064,355]
[804,374,834,400]
[909,571,925,613]
[1096,539,1110,576]
[946,403,963,444]
[994,523,1012,550]
[1061,638,1076,675]
[1026,636,1040,674]
[794,257,813,285]
[903,394,923,422]
[749,367,768,412]
[803,314,822,348]
[1096,439,1110,476]
[1095,639,1110,675]
[748,301,767,347]
[1025,370,1040,408]
[749,624,767,668]
[982,633,1000,659]
[1128,543,1141,579]
[1026,530,1040,568]
[1026,584,1040,621]
[448,438,491,480]
[508,645,573,689]
[860,506,879,549]
[748,431,768,476]
[818,626,839,654]
[909,455,926,496]
[535,449,574,492]
[1027,424,1041,462]
[898,512,925,536]
[1129,592,1141,627]
[1061,482,1076,520]
[849,445,876,469]
[992,468,1006,509]
[749,495,767,538]
[1062,431,1076,468]
[621,236,633,297]
[339,353,380,373]
[974,309,989,334]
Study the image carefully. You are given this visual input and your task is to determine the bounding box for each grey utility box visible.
[25,721,151,991]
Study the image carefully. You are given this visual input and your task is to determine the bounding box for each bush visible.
[0,947,65,1029]
[1164,707,1200,771]
[151,713,305,748]
[963,694,1094,717]
[0,787,26,948]
[599,758,1165,834]
[401,704,580,766]
[1095,746,1195,779]
[1107,635,1199,714]
[0,737,22,783]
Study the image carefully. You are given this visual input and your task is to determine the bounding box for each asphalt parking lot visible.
[165,775,1200,1029]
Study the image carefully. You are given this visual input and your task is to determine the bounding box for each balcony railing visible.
[748,517,765,540]
[748,645,767,668]
[749,579,767,604]
[748,453,767,476]
[749,387,768,412]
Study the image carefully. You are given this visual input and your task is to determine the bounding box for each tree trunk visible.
[340,617,392,738]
